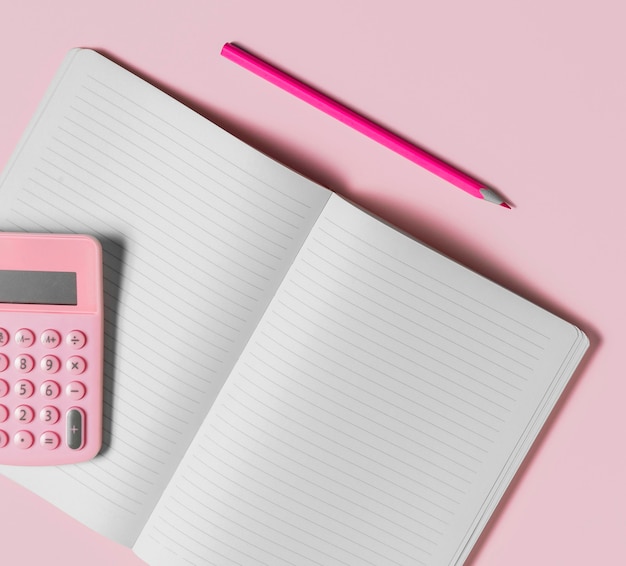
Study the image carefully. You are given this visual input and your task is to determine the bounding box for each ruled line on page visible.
[189,451,439,549]
[279,285,522,400]
[158,507,282,566]
[43,137,283,280]
[56,121,296,243]
[162,479,414,566]
[74,83,305,236]
[293,258,533,380]
[85,74,314,211]
[143,409,438,566]
[319,220,551,344]
[244,352,482,476]
[37,146,287,267]
[219,401,458,517]
[180,468,426,565]
[208,421,449,530]
[266,312,511,419]
[234,370,471,498]
[309,234,544,361]
[55,466,139,515]
[255,330,503,433]
[232,380,466,502]
[69,100,306,227]
[149,523,226,566]
[176,474,380,566]
[16,180,264,311]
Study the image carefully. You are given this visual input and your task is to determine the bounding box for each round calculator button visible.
[40,329,61,349]
[66,331,86,349]
[14,380,34,399]
[0,430,8,448]
[0,329,9,347]
[14,430,34,449]
[66,356,86,375]
[66,381,86,400]
[0,405,8,423]
[0,380,8,398]
[41,355,61,374]
[0,354,8,372]
[40,380,61,399]
[14,405,34,424]
[14,329,35,348]
[40,406,60,425]
[40,432,60,450]
[14,354,35,373]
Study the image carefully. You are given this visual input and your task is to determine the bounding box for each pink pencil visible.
[221,42,510,208]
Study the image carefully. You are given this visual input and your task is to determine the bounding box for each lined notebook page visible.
[135,195,583,565]
[0,49,330,545]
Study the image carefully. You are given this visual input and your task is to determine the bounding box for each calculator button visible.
[0,329,9,346]
[0,405,8,423]
[40,406,60,424]
[14,430,34,449]
[66,381,86,400]
[14,405,34,424]
[14,329,35,348]
[14,354,35,373]
[0,380,8,397]
[40,329,61,349]
[0,430,8,448]
[66,408,85,450]
[40,380,61,399]
[66,331,86,349]
[0,354,8,372]
[15,380,34,398]
[41,355,61,374]
[66,356,86,375]
[40,432,60,450]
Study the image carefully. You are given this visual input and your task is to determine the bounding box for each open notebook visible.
[0,49,588,566]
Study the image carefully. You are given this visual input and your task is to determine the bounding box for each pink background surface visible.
[0,1,624,564]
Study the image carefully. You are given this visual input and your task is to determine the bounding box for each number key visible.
[15,380,34,399]
[15,354,35,373]
[40,406,60,424]
[41,355,61,374]
[14,405,34,424]
[40,381,60,399]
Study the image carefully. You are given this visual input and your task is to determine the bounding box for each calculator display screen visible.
[0,270,77,305]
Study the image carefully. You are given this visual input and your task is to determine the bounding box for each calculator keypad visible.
[0,323,96,461]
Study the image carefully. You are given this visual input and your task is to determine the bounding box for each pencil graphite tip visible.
[479,187,511,209]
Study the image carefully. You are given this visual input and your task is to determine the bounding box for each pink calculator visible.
[0,233,103,465]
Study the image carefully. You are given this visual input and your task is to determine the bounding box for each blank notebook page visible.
[135,194,583,566]
[0,49,330,545]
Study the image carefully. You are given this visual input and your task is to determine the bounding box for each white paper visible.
[0,49,330,545]
[135,196,587,565]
